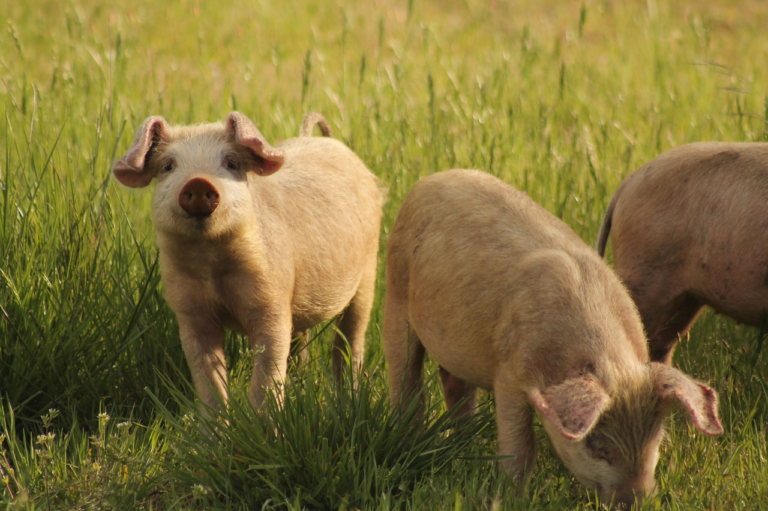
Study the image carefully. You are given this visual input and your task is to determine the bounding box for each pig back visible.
[390,169,646,389]
[256,136,382,328]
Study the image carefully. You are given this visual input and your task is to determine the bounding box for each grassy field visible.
[2,0,768,508]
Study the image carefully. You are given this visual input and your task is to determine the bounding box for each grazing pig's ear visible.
[225,112,285,176]
[651,363,723,436]
[530,376,610,441]
[112,116,170,188]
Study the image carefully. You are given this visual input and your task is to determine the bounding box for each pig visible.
[383,169,722,507]
[597,142,768,364]
[112,111,382,411]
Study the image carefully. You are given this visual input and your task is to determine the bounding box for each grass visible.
[1,0,768,507]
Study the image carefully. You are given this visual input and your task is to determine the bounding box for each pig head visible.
[531,363,721,507]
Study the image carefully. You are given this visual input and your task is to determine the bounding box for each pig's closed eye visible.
[586,434,614,465]
[163,160,174,173]
[224,157,240,171]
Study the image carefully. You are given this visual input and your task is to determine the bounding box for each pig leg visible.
[495,372,537,481]
[333,260,377,385]
[637,291,703,364]
[383,296,425,411]
[177,314,228,413]
[438,366,477,419]
[248,309,293,407]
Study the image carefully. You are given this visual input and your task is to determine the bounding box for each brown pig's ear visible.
[225,112,285,176]
[112,116,170,188]
[530,376,610,441]
[651,363,723,436]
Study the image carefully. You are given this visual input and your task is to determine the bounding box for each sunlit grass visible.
[2,0,768,507]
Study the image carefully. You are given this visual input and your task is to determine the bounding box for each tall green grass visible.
[1,0,768,507]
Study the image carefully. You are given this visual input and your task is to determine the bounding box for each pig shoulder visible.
[508,248,648,390]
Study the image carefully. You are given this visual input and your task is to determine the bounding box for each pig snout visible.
[179,178,220,217]
[602,480,656,509]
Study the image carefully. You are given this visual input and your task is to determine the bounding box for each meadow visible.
[1,0,768,508]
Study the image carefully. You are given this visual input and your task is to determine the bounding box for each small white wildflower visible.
[117,421,131,430]
[35,432,55,445]
[97,412,110,423]
[192,484,211,499]
[181,413,196,427]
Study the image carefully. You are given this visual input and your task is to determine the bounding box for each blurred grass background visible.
[1,0,768,508]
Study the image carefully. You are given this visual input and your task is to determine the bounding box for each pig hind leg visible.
[382,287,426,412]
[333,260,377,385]
[438,366,477,419]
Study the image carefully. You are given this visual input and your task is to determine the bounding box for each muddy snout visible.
[179,178,220,217]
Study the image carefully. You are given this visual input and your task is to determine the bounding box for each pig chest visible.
[160,252,276,335]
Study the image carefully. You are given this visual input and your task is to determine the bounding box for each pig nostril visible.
[178,178,220,218]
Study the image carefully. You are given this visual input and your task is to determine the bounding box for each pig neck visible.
[155,223,271,282]
[510,249,649,395]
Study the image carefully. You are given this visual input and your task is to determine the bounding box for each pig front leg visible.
[177,313,228,413]
[495,373,537,481]
[247,307,293,407]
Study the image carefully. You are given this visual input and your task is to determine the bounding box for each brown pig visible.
[383,169,722,507]
[112,112,382,410]
[598,142,768,364]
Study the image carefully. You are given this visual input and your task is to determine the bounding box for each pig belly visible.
[290,282,359,333]
[411,318,497,390]
[694,255,768,326]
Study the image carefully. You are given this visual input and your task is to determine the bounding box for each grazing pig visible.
[112,112,382,410]
[598,142,768,364]
[383,169,722,507]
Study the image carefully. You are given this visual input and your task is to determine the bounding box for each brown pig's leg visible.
[641,293,703,364]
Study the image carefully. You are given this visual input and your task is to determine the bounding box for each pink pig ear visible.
[112,116,170,188]
[225,112,285,176]
[651,363,723,436]
[530,376,610,441]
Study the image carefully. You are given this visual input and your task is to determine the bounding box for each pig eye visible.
[224,157,240,171]
[162,160,175,173]
[586,434,614,465]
